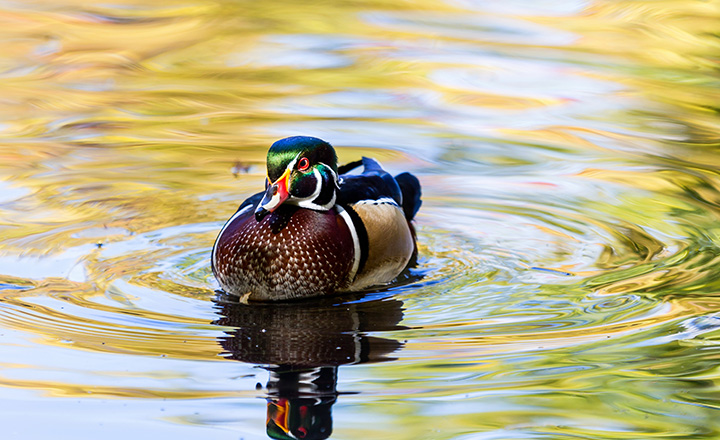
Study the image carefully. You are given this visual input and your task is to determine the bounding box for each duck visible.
[212,136,421,301]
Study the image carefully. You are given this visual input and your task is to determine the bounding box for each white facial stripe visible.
[309,167,323,199]
[290,162,338,211]
[336,205,361,282]
[321,162,338,182]
[285,153,301,173]
[327,166,340,189]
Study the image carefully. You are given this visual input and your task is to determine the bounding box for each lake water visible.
[1,0,720,439]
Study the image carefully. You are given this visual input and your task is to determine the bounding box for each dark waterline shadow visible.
[213,292,407,440]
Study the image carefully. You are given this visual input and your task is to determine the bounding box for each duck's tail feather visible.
[395,172,422,221]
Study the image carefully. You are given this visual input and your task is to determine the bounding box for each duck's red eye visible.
[297,157,310,171]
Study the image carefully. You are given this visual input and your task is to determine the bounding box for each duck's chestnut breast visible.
[213,205,355,301]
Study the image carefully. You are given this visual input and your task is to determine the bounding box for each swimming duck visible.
[212,136,421,301]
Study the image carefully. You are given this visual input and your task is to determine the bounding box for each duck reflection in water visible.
[214,293,406,440]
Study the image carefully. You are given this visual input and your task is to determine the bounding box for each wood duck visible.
[212,136,421,301]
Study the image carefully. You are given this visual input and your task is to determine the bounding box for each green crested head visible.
[266,136,338,181]
[255,136,340,221]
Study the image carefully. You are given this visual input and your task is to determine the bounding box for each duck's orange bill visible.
[260,168,291,213]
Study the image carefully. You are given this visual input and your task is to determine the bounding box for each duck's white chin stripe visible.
[336,205,361,282]
[260,192,284,212]
[295,191,336,210]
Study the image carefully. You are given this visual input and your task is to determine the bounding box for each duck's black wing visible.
[337,157,421,221]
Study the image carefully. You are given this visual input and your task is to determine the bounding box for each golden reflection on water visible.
[1,0,720,438]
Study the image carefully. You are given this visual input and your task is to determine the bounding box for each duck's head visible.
[255,136,339,221]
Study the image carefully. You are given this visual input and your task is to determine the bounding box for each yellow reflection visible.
[0,375,247,399]
[0,4,719,437]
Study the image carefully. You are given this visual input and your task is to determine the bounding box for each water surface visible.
[1,0,720,439]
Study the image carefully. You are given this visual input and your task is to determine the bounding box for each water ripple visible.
[1,0,720,438]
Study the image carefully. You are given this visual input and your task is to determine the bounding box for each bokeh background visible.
[1,0,720,439]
